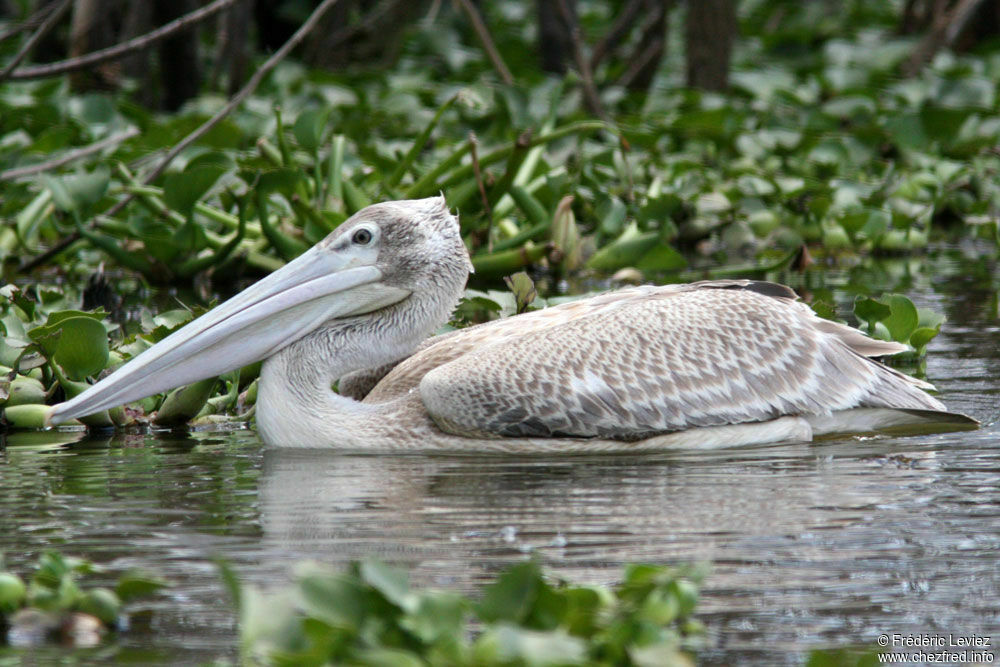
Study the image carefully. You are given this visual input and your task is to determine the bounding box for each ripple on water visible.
[2,278,1000,663]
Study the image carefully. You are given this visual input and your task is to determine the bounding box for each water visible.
[2,253,1000,664]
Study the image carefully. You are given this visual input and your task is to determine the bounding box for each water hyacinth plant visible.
[0,551,164,648]
[1,2,989,427]
[221,558,706,667]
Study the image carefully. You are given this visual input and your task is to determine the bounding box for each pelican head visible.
[48,196,471,426]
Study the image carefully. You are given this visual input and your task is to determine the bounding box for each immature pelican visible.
[48,197,975,451]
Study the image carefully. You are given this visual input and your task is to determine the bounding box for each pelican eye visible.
[352,228,373,245]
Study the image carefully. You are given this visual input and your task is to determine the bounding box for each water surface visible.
[1,256,999,664]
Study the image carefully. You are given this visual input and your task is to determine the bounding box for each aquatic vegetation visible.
[0,3,985,426]
[2,5,999,282]
[0,551,164,648]
[853,293,946,356]
[221,558,705,667]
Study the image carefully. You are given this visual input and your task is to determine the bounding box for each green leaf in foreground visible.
[477,560,544,625]
[228,558,704,666]
[852,294,946,356]
[28,311,109,381]
[854,297,892,331]
[883,294,919,343]
[114,570,168,603]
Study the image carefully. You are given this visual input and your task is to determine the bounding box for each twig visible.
[468,133,494,249]
[590,0,645,70]
[454,0,514,85]
[0,0,72,84]
[902,0,989,76]
[18,0,342,274]
[0,0,61,43]
[554,0,632,203]
[325,0,405,50]
[0,128,140,182]
[555,0,608,121]
[7,0,241,81]
[616,37,663,90]
[138,0,342,189]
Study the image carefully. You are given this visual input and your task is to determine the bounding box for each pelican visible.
[48,196,976,451]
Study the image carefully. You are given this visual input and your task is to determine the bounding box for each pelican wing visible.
[414,281,947,439]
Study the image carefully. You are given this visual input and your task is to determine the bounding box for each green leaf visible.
[909,326,940,352]
[504,272,537,314]
[153,377,218,425]
[525,578,568,630]
[884,294,919,343]
[636,243,687,272]
[43,167,110,213]
[130,218,178,264]
[172,218,208,255]
[563,587,604,637]
[78,587,122,625]
[352,648,425,667]
[586,223,659,271]
[115,570,167,602]
[163,164,228,217]
[667,578,699,618]
[399,592,465,643]
[853,297,891,326]
[292,108,331,154]
[358,560,413,612]
[295,569,366,631]
[477,624,587,666]
[257,168,307,196]
[597,195,628,236]
[0,572,27,614]
[917,306,946,330]
[28,313,109,381]
[477,560,541,624]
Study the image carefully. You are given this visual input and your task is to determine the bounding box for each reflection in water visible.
[2,256,1000,664]
[257,436,1000,663]
[2,427,997,664]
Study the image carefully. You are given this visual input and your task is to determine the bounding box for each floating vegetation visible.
[221,558,706,667]
[0,552,164,648]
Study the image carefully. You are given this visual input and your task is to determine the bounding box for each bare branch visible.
[141,0,341,186]
[0,0,72,84]
[468,133,494,248]
[590,0,646,70]
[0,0,63,43]
[455,0,514,85]
[902,0,991,76]
[7,0,242,81]
[0,128,140,182]
[615,37,663,90]
[19,0,343,274]
[555,0,608,120]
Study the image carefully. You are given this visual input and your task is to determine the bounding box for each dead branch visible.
[590,0,646,70]
[555,0,608,120]
[455,0,514,85]
[616,37,663,90]
[0,0,72,84]
[903,0,992,76]
[7,0,242,81]
[0,0,64,43]
[0,128,140,182]
[18,0,342,274]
